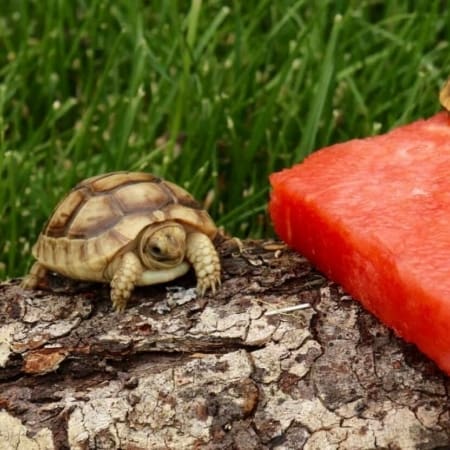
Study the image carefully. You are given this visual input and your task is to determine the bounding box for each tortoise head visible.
[138,222,186,269]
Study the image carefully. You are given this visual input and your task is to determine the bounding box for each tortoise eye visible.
[149,245,162,257]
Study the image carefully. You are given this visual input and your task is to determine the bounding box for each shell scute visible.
[81,171,159,192]
[114,182,170,215]
[112,215,157,241]
[68,194,122,239]
[45,189,87,238]
[165,204,217,238]
[164,181,203,209]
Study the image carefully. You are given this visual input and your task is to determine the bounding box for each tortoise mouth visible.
[139,223,186,269]
[150,249,184,265]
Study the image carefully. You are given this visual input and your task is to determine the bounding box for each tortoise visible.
[21,171,221,311]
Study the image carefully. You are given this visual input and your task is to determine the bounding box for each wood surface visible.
[1,238,449,449]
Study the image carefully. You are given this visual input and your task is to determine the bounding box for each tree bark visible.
[0,238,449,449]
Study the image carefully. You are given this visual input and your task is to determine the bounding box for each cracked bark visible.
[0,238,449,450]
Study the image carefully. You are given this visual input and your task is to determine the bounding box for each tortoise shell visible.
[33,172,217,282]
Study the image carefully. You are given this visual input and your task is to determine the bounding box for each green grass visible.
[1,0,449,279]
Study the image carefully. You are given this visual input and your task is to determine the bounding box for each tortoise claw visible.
[197,273,221,297]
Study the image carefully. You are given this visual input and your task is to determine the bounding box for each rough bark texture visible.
[0,238,449,450]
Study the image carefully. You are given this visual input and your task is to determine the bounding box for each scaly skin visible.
[21,262,48,289]
[110,252,143,312]
[185,232,221,295]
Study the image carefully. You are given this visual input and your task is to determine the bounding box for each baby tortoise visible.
[22,171,221,311]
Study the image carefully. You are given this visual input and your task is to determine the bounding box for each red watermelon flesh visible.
[269,112,450,374]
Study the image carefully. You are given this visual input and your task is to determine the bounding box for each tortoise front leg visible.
[21,262,48,289]
[110,252,143,312]
[185,232,221,295]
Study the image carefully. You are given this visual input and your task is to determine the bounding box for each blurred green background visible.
[1,0,449,279]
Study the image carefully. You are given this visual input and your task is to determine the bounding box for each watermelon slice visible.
[269,112,450,374]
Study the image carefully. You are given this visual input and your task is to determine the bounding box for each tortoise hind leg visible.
[110,252,143,312]
[21,262,48,289]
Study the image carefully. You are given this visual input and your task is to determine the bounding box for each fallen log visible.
[0,238,449,449]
